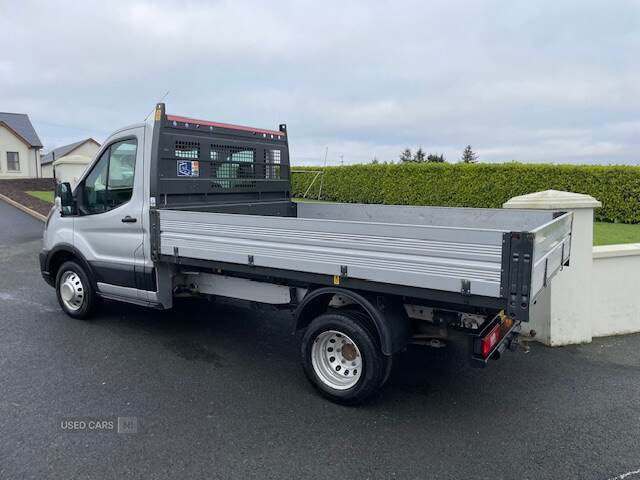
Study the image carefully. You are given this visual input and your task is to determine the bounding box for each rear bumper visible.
[39,249,54,287]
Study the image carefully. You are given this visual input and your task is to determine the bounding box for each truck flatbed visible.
[154,195,571,323]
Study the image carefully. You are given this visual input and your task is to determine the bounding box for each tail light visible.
[471,314,519,366]
[480,323,501,357]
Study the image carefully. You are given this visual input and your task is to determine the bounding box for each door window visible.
[81,138,137,214]
[107,140,137,207]
[83,150,109,214]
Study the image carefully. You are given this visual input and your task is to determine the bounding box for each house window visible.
[6,152,20,171]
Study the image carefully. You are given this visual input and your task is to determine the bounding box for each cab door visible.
[73,127,146,300]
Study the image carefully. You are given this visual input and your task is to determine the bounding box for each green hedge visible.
[291,163,640,223]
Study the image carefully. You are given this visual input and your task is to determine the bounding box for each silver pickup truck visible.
[40,103,572,404]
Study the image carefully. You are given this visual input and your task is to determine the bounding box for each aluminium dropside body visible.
[148,103,572,323]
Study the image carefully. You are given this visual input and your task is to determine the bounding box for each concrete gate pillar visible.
[503,190,601,346]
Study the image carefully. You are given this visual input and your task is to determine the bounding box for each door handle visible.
[121,216,137,223]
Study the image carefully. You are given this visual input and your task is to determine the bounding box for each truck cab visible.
[41,122,155,307]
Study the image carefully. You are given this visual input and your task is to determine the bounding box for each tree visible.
[413,147,426,163]
[399,148,413,162]
[427,153,446,163]
[371,156,379,164]
[461,145,478,163]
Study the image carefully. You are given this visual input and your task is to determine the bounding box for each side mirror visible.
[55,182,75,215]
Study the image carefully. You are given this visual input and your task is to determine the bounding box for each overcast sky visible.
[1,0,639,165]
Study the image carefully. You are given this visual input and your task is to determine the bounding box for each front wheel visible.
[55,260,102,319]
[300,311,391,405]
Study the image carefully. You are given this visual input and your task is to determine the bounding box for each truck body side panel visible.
[530,212,573,298]
[158,209,505,297]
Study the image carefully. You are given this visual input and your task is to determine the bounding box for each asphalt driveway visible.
[0,200,639,480]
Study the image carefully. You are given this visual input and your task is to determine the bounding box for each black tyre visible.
[340,308,394,386]
[55,260,102,319]
[300,310,391,405]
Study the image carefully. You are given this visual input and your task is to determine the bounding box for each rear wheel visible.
[301,311,391,405]
[55,260,102,319]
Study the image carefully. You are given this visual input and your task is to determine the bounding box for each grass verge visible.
[26,191,54,203]
[594,222,640,246]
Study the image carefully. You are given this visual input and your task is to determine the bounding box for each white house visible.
[40,138,100,179]
[0,112,43,178]
[52,154,93,188]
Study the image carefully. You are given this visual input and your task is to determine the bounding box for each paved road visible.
[1,200,639,480]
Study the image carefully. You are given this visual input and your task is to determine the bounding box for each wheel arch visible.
[46,244,97,288]
[295,287,411,356]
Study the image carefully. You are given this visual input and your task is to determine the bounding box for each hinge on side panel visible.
[560,242,565,271]
[340,265,348,279]
[173,246,179,263]
[543,258,548,287]
[149,209,161,261]
[461,279,471,296]
[248,255,254,266]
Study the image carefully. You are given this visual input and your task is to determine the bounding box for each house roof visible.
[41,138,100,165]
[0,112,43,148]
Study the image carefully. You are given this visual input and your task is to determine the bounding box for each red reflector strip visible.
[166,114,285,137]
[481,324,501,357]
